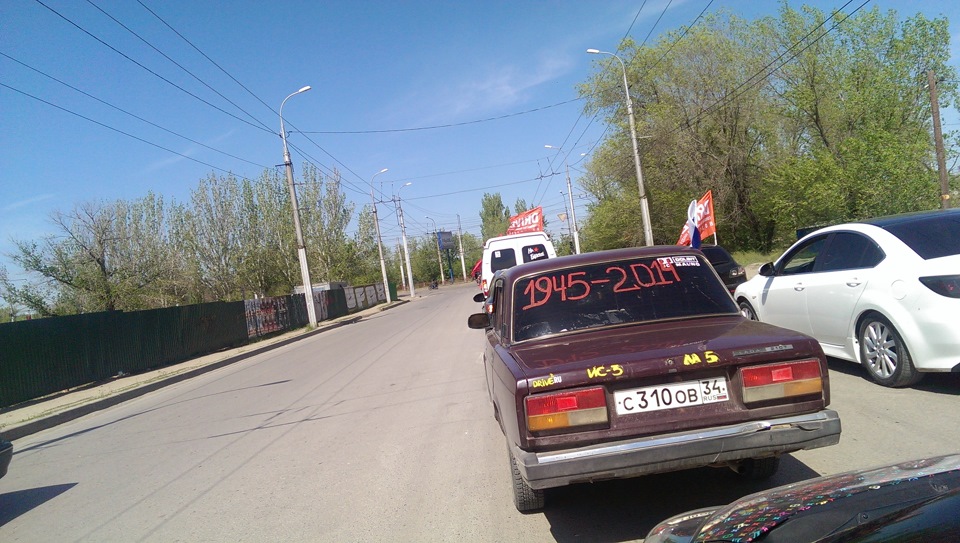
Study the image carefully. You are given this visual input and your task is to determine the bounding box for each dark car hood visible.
[648,454,960,543]
[508,315,818,378]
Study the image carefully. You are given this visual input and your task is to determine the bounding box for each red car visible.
[468,246,841,512]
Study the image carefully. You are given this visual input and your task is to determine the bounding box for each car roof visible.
[483,231,551,248]
[858,207,960,229]
[499,245,702,285]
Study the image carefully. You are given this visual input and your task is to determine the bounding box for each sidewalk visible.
[0,299,410,441]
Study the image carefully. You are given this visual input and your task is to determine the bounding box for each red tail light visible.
[920,275,960,298]
[526,387,608,432]
[741,359,823,404]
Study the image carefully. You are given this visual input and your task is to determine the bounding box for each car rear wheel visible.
[508,448,544,512]
[859,315,922,388]
[733,456,780,480]
[738,300,758,321]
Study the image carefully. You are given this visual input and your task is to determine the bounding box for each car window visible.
[491,249,517,273]
[700,246,731,266]
[511,254,738,342]
[521,244,550,264]
[492,279,507,339]
[817,232,885,272]
[779,235,827,275]
[883,215,960,259]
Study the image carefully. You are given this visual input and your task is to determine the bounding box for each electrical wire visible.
[0,51,271,170]
[1,82,259,180]
[32,0,272,134]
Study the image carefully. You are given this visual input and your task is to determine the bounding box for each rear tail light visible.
[741,359,823,404]
[920,275,960,298]
[481,279,488,294]
[526,387,608,432]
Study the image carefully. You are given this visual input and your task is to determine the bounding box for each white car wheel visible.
[859,315,922,388]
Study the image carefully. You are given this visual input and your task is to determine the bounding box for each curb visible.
[4,300,408,441]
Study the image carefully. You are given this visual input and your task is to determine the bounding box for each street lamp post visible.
[396,183,415,297]
[369,168,392,303]
[587,49,654,246]
[280,85,317,326]
[426,216,444,284]
[544,145,581,254]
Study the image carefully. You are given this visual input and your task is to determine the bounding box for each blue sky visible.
[2,1,958,279]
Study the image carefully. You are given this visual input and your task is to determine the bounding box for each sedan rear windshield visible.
[512,255,738,341]
[883,215,960,259]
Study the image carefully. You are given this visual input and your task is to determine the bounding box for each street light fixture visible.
[396,183,415,297]
[279,85,317,326]
[426,216,444,284]
[544,145,581,254]
[586,48,654,246]
[369,168,392,303]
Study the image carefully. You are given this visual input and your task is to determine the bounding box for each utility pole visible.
[396,198,415,297]
[927,69,951,209]
[396,238,406,294]
[565,163,581,253]
[279,86,317,327]
[370,169,392,303]
[427,217,444,284]
[457,214,467,281]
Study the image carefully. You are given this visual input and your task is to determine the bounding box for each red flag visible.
[677,190,716,245]
[506,206,544,234]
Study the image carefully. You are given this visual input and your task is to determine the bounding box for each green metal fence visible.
[0,302,246,409]
[0,287,357,410]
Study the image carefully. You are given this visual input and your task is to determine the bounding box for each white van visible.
[479,232,557,296]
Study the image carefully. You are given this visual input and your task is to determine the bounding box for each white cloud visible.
[2,193,57,212]
[408,53,576,124]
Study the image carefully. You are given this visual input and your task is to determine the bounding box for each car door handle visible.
[846,279,862,287]
[793,283,805,292]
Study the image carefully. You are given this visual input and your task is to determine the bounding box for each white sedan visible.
[734,209,960,387]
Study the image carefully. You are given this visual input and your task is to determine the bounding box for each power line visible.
[33,0,272,134]
[130,1,373,196]
[0,51,271,170]
[135,0,281,124]
[298,98,583,134]
[85,0,272,133]
[1,82,258,180]
[675,0,864,134]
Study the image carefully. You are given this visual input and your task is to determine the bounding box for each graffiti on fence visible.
[244,297,292,338]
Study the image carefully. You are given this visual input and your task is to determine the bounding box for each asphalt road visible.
[2,282,958,542]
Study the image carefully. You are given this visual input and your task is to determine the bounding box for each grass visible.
[732,249,781,267]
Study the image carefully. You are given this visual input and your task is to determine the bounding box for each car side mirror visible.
[473,292,486,303]
[758,263,775,277]
[467,313,490,329]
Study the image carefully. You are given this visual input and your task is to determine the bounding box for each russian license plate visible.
[614,378,728,415]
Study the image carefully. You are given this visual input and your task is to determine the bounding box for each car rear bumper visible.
[514,409,841,490]
[0,439,12,479]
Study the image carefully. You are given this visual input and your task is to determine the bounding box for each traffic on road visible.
[2,276,957,541]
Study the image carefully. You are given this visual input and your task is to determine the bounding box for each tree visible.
[179,174,244,301]
[479,193,510,241]
[298,165,356,283]
[579,7,956,252]
[1,197,174,315]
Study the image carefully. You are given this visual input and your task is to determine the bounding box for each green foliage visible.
[479,193,510,241]
[579,6,956,252]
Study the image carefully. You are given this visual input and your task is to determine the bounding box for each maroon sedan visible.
[468,246,841,512]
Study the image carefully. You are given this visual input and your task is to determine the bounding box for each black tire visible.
[733,456,780,480]
[738,300,759,321]
[859,314,922,388]
[509,448,544,512]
